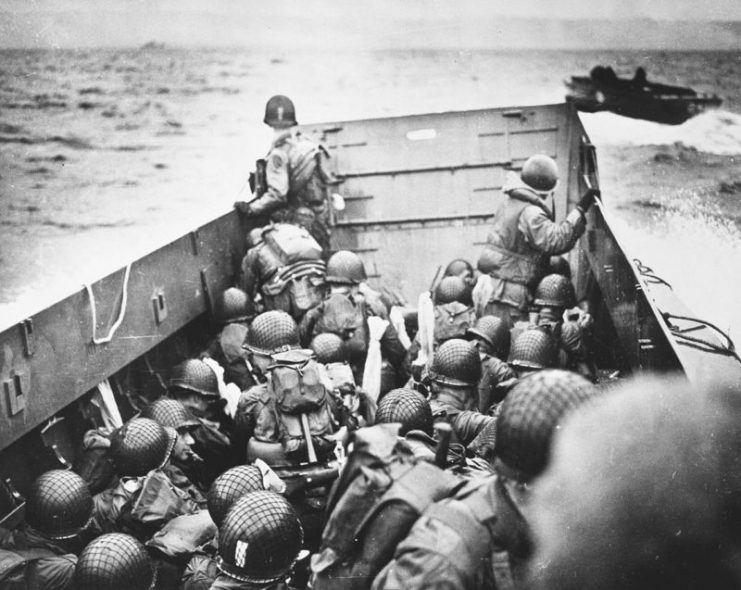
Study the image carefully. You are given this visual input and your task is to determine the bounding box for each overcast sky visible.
[2,0,741,50]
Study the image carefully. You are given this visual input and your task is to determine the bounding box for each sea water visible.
[1,47,740,339]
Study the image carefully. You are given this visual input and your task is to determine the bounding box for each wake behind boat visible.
[566,66,723,125]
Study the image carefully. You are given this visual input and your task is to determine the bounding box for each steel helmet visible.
[110,418,175,477]
[263,94,297,128]
[243,310,300,355]
[495,369,596,481]
[534,274,577,308]
[26,470,93,540]
[218,490,303,584]
[326,250,367,285]
[548,255,572,279]
[310,332,348,364]
[75,533,155,590]
[509,329,557,370]
[169,359,219,397]
[376,388,434,435]
[466,315,511,358]
[435,276,468,304]
[430,338,482,387]
[444,258,474,279]
[140,398,200,432]
[521,154,558,193]
[207,465,266,528]
[216,287,252,323]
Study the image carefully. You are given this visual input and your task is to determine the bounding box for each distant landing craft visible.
[565,66,723,125]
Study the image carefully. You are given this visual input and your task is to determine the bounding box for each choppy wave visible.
[582,109,741,155]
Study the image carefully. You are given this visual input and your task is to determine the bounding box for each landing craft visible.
[0,102,739,527]
[566,66,723,125]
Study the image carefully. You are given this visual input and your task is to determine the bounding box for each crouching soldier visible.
[531,273,596,382]
[92,417,202,541]
[300,250,407,391]
[75,532,156,590]
[181,464,283,590]
[466,315,517,413]
[373,369,597,590]
[311,332,375,429]
[169,359,241,481]
[140,397,209,497]
[0,470,95,588]
[236,310,344,549]
[201,287,255,391]
[427,339,496,447]
[211,491,305,589]
[240,223,327,322]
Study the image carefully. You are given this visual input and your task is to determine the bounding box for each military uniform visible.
[478,354,517,413]
[0,526,78,590]
[372,477,526,590]
[475,183,585,324]
[300,292,407,386]
[249,129,333,252]
[429,386,497,447]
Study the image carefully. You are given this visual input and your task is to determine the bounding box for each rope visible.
[84,263,132,345]
[662,312,741,363]
[632,258,673,289]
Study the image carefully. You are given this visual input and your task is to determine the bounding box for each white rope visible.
[85,263,132,345]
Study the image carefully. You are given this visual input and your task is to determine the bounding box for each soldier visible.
[300,250,406,389]
[531,273,596,381]
[508,328,558,378]
[181,465,271,590]
[169,359,240,481]
[239,223,326,322]
[211,490,304,589]
[373,387,469,467]
[201,287,255,391]
[474,154,599,325]
[92,417,201,539]
[529,376,741,590]
[0,470,93,588]
[466,315,517,413]
[311,332,373,429]
[373,369,597,590]
[442,258,475,304]
[75,532,156,590]
[140,397,210,495]
[427,339,496,447]
[234,94,334,252]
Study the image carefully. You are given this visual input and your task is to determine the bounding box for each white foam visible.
[581,110,741,156]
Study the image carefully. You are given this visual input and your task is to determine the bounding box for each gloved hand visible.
[576,188,601,215]
[234,200,252,215]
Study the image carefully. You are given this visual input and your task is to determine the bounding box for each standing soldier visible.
[474,154,599,326]
[235,94,335,252]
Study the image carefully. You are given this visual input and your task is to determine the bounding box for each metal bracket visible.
[190,230,200,256]
[152,289,168,325]
[3,374,25,416]
[20,319,34,357]
[200,268,213,315]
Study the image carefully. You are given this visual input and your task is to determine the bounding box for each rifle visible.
[274,464,341,498]
[243,356,265,385]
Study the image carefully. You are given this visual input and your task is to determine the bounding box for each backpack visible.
[266,349,337,460]
[263,223,323,265]
[433,302,476,344]
[314,293,369,361]
[310,424,465,590]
